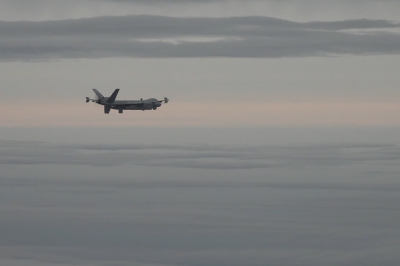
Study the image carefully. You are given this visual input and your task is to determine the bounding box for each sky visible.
[1,0,400,265]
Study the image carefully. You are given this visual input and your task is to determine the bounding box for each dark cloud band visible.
[0,15,400,61]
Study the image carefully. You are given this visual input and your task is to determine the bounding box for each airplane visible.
[86,89,169,114]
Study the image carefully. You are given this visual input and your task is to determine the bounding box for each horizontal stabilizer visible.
[93,89,104,99]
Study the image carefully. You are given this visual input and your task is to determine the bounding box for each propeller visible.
[164,97,169,103]
[85,93,102,111]
[85,94,103,114]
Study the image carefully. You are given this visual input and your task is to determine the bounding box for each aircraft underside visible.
[105,105,157,113]
[112,105,156,111]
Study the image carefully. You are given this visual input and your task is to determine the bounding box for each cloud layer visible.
[1,140,399,170]
[1,15,400,61]
[2,139,400,266]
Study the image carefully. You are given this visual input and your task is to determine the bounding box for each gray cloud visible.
[2,139,400,266]
[106,0,226,2]
[1,177,400,266]
[1,140,399,170]
[103,0,399,4]
[2,140,400,196]
[1,15,400,61]
[3,175,400,193]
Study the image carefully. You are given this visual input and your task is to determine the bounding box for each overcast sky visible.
[1,0,400,127]
[1,0,400,265]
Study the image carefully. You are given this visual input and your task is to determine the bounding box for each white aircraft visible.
[86,89,169,114]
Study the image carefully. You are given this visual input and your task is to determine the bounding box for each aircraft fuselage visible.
[110,99,162,110]
[86,89,168,114]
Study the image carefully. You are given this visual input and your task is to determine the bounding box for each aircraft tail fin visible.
[107,89,120,103]
[93,89,104,99]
